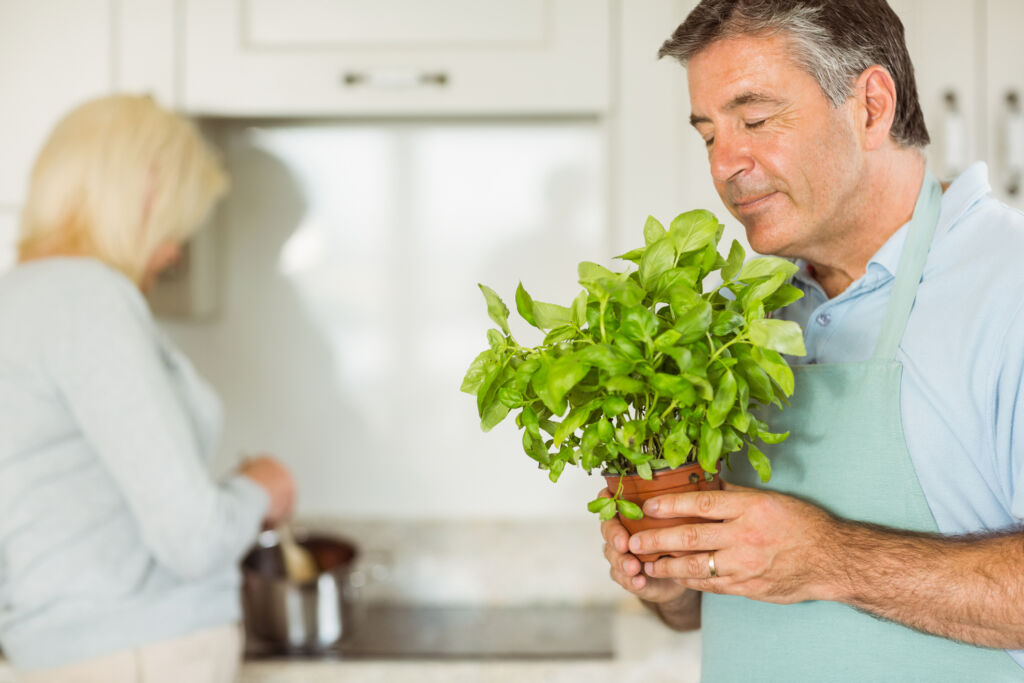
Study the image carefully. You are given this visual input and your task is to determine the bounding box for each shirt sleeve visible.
[47,265,269,580]
[993,297,1024,521]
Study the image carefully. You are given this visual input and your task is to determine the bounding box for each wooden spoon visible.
[276,523,319,584]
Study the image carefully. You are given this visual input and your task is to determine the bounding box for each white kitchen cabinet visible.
[893,0,983,182]
[894,0,1023,210]
[984,0,1024,210]
[0,1,113,207]
[0,0,176,212]
[181,0,612,116]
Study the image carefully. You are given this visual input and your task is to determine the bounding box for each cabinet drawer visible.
[182,0,611,116]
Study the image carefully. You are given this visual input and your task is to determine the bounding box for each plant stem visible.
[709,334,744,363]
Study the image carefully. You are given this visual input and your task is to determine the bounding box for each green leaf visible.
[580,423,600,455]
[461,349,498,394]
[553,405,594,447]
[514,282,537,327]
[706,369,737,428]
[655,266,701,295]
[711,310,745,336]
[602,395,629,417]
[764,284,804,312]
[683,372,714,401]
[597,418,614,442]
[543,325,578,345]
[651,373,698,405]
[548,457,566,483]
[721,424,743,453]
[636,461,653,481]
[578,344,633,375]
[520,404,540,436]
[497,386,524,408]
[668,286,703,319]
[722,239,745,281]
[547,355,591,406]
[604,375,646,394]
[614,247,646,265]
[663,428,692,468]
[728,409,751,434]
[746,443,772,483]
[736,358,773,403]
[524,430,551,464]
[531,360,563,416]
[739,272,787,310]
[532,301,573,329]
[643,215,667,245]
[478,284,510,335]
[673,300,713,343]
[571,290,589,328]
[602,276,645,307]
[752,347,795,397]
[480,396,511,431]
[588,496,615,514]
[620,306,659,342]
[639,237,677,289]
[477,364,504,416]
[654,329,682,350]
[487,328,507,351]
[698,423,723,472]
[599,500,618,521]
[748,319,807,356]
[578,261,617,283]
[758,429,790,445]
[737,256,799,282]
[669,210,720,253]
[613,334,644,360]
[616,499,644,520]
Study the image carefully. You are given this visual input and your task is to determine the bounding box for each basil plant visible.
[461,210,806,519]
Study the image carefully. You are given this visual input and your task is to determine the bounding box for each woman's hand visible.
[239,455,296,527]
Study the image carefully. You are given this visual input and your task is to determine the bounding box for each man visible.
[601,1,1024,680]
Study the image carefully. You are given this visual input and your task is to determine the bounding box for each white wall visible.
[161,119,616,520]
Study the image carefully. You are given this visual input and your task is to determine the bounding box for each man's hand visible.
[239,454,296,528]
[628,481,841,604]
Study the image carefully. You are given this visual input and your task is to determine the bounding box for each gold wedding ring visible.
[708,551,718,578]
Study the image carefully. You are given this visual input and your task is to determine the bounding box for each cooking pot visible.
[241,529,359,651]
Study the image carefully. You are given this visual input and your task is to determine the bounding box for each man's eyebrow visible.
[689,91,786,128]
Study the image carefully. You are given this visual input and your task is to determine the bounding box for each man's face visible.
[687,33,864,258]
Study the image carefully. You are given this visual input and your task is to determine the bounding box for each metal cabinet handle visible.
[342,69,449,89]
[941,91,967,179]
[1006,91,1023,198]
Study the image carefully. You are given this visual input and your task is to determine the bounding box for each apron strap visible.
[872,172,943,360]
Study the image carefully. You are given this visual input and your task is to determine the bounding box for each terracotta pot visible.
[604,462,722,563]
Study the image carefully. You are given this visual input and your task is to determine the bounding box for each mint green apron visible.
[701,173,1024,682]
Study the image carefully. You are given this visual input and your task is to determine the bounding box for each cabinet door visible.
[985,0,1024,209]
[182,0,611,116]
[0,1,113,206]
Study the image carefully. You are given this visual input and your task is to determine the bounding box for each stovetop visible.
[244,604,615,661]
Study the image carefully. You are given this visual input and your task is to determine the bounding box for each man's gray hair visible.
[659,0,930,148]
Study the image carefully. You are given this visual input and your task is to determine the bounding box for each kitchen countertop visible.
[0,603,701,683]
[0,519,703,681]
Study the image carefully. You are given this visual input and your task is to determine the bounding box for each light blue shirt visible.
[778,162,1024,665]
[0,258,268,671]
[781,163,1024,533]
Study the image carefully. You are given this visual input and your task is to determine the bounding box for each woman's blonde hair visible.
[17,94,228,284]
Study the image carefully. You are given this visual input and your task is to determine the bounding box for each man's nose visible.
[708,130,754,184]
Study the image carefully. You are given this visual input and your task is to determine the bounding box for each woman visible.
[0,95,295,682]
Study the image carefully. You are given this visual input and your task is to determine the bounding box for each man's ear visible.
[856,65,898,150]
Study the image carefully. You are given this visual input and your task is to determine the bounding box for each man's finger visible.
[642,489,754,520]
[628,521,725,556]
